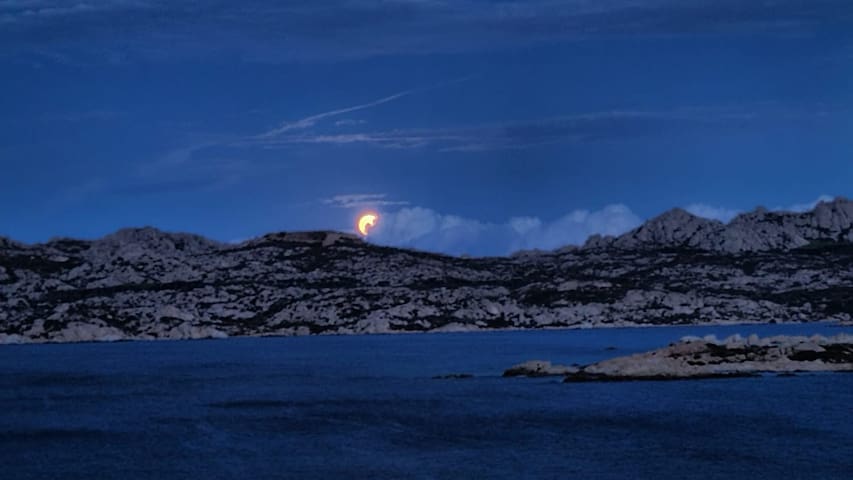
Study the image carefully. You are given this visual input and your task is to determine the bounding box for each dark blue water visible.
[2,323,852,479]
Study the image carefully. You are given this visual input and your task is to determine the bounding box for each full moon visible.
[357,213,378,236]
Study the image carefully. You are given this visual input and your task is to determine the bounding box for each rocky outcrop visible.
[588,197,853,253]
[2,198,853,344]
[563,334,853,381]
[432,373,474,379]
[610,208,724,251]
[503,360,579,377]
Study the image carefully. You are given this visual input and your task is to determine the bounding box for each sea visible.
[1,323,851,479]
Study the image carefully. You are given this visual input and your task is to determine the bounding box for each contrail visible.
[255,75,474,139]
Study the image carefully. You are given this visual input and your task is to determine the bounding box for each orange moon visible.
[357,213,378,236]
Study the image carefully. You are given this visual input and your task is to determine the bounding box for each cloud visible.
[520,204,642,251]
[334,119,367,127]
[251,108,757,152]
[685,195,837,223]
[1,1,96,21]
[509,216,542,235]
[684,203,742,222]
[323,193,409,209]
[776,194,835,213]
[253,76,470,140]
[256,89,419,138]
[130,79,469,192]
[366,195,845,255]
[0,0,149,28]
[4,0,851,63]
[368,204,642,256]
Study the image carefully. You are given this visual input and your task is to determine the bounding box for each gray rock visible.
[503,360,579,377]
[564,333,853,381]
[611,208,724,250]
[2,199,853,343]
[598,197,853,253]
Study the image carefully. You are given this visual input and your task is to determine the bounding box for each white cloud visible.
[509,216,542,235]
[527,204,641,251]
[323,193,409,209]
[255,77,470,139]
[256,89,417,138]
[334,119,367,126]
[776,194,834,213]
[250,107,759,153]
[0,0,149,24]
[684,203,741,222]
[367,204,642,256]
[685,195,836,223]
[354,195,846,256]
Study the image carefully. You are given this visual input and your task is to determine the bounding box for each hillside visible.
[2,198,853,343]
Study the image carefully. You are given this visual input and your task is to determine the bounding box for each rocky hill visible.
[2,198,853,343]
[586,197,853,252]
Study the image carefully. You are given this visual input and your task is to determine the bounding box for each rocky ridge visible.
[586,197,853,252]
[2,198,853,344]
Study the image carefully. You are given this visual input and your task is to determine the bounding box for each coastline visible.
[1,318,848,346]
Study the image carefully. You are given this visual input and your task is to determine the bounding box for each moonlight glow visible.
[357,213,379,236]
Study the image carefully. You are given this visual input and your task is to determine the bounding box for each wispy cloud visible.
[91,77,463,201]
[256,89,418,138]
[1,1,93,21]
[0,0,149,25]
[334,119,367,126]
[323,193,409,209]
[6,1,851,63]
[250,108,758,152]
[255,76,471,139]
[775,194,836,213]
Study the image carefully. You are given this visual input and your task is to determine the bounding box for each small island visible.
[503,360,579,377]
[503,334,853,381]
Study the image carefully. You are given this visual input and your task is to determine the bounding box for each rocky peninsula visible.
[503,334,853,381]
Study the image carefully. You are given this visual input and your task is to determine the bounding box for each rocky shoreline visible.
[504,334,853,381]
[503,360,579,377]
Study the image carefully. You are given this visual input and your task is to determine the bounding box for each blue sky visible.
[1,0,852,255]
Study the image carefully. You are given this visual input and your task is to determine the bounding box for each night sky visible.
[2,1,852,255]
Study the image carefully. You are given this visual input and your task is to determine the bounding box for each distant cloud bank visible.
[333,194,839,256]
[365,204,642,256]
